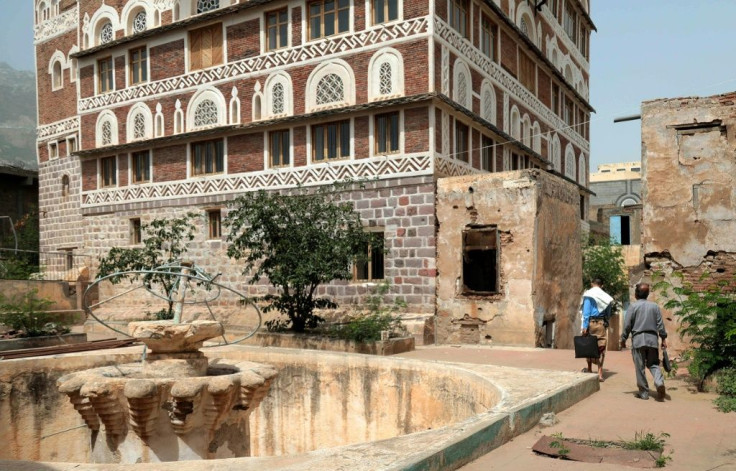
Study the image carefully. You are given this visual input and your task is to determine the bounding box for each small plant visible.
[622,431,669,452]
[656,450,674,468]
[264,317,291,332]
[549,432,570,458]
[147,308,174,321]
[0,290,68,337]
[327,281,407,342]
[714,367,736,413]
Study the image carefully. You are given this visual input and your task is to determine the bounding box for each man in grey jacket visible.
[620,283,668,401]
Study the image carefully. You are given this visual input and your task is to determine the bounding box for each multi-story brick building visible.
[34,0,593,341]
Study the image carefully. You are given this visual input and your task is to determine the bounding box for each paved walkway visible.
[399,346,736,471]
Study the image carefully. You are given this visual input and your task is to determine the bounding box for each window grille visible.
[316,73,344,105]
[194,99,219,127]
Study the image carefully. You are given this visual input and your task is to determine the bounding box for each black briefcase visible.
[574,335,600,358]
[662,348,672,373]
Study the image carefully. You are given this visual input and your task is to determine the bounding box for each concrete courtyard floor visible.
[399,346,736,471]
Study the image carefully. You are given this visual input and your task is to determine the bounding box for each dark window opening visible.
[208,209,222,239]
[131,218,142,244]
[462,226,499,294]
[354,232,385,281]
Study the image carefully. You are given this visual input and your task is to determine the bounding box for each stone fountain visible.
[56,264,277,463]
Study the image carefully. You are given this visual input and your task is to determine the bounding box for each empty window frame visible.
[48,142,59,160]
[449,0,469,37]
[312,120,350,161]
[191,138,224,175]
[563,95,574,126]
[61,175,70,197]
[480,15,496,61]
[66,135,77,155]
[100,156,117,187]
[551,83,560,116]
[207,209,222,239]
[129,46,148,85]
[354,231,385,281]
[374,111,399,155]
[269,129,290,167]
[266,8,288,50]
[455,120,469,163]
[563,1,577,42]
[130,218,142,244]
[189,23,223,71]
[98,57,114,93]
[462,226,499,294]
[372,0,398,25]
[308,0,349,40]
[131,150,151,183]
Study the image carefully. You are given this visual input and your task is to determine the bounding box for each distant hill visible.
[0,62,37,170]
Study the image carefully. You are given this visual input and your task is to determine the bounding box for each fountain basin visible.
[0,345,598,470]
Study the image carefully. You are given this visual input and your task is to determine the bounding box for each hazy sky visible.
[3,0,736,171]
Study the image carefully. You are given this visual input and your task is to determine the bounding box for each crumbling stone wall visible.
[435,170,582,347]
[639,93,736,350]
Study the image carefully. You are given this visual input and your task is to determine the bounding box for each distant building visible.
[34,0,594,346]
[588,161,641,266]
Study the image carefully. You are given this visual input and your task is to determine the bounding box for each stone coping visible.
[0,333,87,352]
[0,345,598,470]
[237,331,416,356]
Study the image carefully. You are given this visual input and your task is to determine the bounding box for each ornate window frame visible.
[122,1,152,35]
[368,48,404,101]
[68,46,79,82]
[578,152,586,185]
[515,2,536,44]
[87,5,120,48]
[95,110,119,147]
[187,87,226,130]
[509,106,521,141]
[126,103,153,142]
[154,103,165,137]
[480,80,496,125]
[532,122,541,153]
[48,50,66,91]
[229,87,241,124]
[521,114,531,147]
[174,99,184,134]
[452,59,472,110]
[305,60,355,112]
[264,72,293,118]
[564,143,576,179]
[550,133,561,172]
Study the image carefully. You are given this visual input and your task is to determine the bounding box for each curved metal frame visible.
[82,262,261,346]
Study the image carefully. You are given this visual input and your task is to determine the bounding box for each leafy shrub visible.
[653,272,736,387]
[713,367,736,413]
[0,290,68,337]
[582,239,629,307]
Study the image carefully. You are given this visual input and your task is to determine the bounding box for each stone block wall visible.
[81,176,436,324]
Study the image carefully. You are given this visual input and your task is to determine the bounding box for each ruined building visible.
[34,0,593,346]
[640,93,736,348]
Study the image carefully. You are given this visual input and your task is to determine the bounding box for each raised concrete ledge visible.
[0,346,598,470]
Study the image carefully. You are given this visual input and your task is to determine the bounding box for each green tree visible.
[582,239,629,303]
[0,208,40,280]
[225,185,376,333]
[653,271,736,388]
[97,214,198,319]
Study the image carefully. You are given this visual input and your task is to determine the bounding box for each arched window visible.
[272,83,284,115]
[551,134,561,172]
[510,107,521,140]
[522,115,531,147]
[173,1,180,20]
[133,10,147,33]
[229,87,240,124]
[368,49,403,101]
[133,113,146,139]
[578,154,586,185]
[564,145,575,179]
[453,60,471,110]
[61,175,70,197]
[532,122,541,153]
[520,17,529,35]
[155,103,164,137]
[316,74,344,105]
[52,60,63,90]
[253,94,262,120]
[197,0,219,14]
[194,99,218,127]
[100,22,113,44]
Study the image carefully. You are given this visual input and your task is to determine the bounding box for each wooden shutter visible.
[211,24,223,67]
[190,28,202,71]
